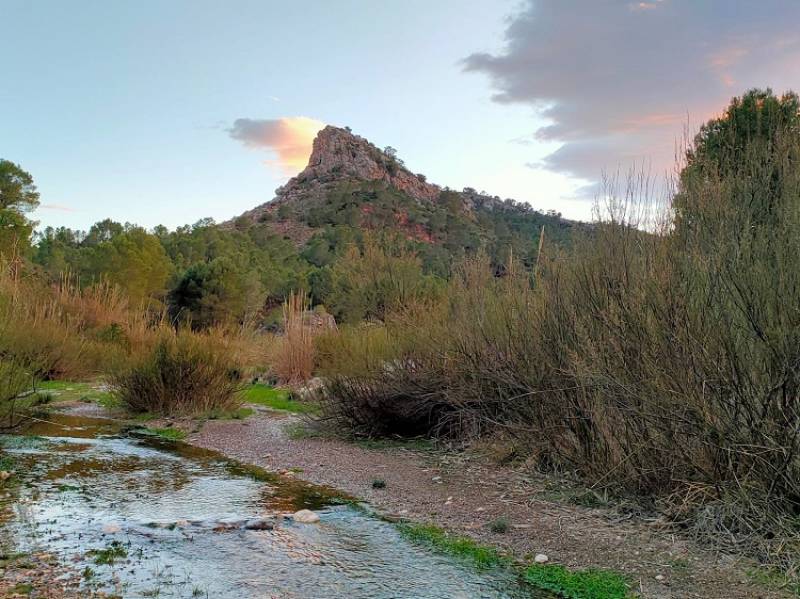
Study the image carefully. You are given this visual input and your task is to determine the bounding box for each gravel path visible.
[187,408,789,599]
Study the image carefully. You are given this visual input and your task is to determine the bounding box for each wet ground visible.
[0,414,546,598]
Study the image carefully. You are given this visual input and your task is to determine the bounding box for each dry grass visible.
[273,291,315,383]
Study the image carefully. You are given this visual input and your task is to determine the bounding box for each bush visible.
[316,91,800,569]
[110,331,244,416]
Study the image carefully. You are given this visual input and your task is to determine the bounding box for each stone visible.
[291,509,320,524]
[244,518,275,531]
[655,574,665,582]
[0,470,11,481]
[534,554,549,564]
[102,522,121,534]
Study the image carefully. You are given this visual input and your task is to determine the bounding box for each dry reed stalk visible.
[275,291,315,383]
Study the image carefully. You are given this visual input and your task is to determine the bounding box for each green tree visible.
[0,160,40,257]
[87,228,172,305]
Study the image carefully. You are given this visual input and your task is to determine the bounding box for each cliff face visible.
[281,125,440,202]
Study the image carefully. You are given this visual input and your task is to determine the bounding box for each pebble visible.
[534,554,549,564]
[0,470,11,481]
[245,518,275,531]
[292,509,320,523]
[655,574,665,582]
[102,522,121,534]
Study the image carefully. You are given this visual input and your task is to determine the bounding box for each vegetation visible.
[396,522,505,569]
[242,384,317,414]
[316,89,800,571]
[110,331,245,417]
[524,564,630,599]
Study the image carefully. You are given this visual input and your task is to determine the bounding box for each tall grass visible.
[0,263,271,417]
[317,126,800,568]
[274,291,315,383]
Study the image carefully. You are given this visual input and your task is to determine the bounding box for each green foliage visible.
[524,564,630,599]
[0,159,39,257]
[143,427,187,441]
[241,383,317,413]
[396,522,505,569]
[323,237,444,323]
[89,541,128,565]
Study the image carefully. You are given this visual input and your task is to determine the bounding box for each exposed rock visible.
[235,126,441,227]
[244,518,275,531]
[291,509,320,523]
[534,553,549,564]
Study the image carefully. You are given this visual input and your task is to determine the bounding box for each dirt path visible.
[185,408,788,599]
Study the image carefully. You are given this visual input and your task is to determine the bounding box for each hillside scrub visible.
[316,90,800,569]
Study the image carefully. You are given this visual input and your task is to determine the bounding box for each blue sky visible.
[3,1,799,231]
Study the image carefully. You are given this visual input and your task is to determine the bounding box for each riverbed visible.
[0,414,545,598]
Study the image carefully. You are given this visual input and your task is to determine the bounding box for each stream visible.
[0,414,548,598]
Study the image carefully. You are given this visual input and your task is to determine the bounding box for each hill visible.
[232,125,580,272]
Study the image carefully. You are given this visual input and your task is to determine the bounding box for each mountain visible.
[233,125,580,271]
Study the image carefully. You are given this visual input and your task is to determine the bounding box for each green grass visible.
[89,541,128,565]
[396,522,506,569]
[524,564,631,599]
[36,380,120,408]
[747,566,800,596]
[144,427,187,441]
[241,384,318,414]
[397,521,631,598]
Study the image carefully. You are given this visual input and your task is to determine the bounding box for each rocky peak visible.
[279,125,440,202]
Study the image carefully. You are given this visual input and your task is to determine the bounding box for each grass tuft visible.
[524,564,631,599]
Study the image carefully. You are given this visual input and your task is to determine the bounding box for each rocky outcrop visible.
[288,126,440,202]
[234,126,442,226]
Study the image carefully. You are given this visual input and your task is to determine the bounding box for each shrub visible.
[110,331,244,416]
[316,91,800,570]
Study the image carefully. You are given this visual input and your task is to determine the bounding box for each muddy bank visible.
[185,410,788,599]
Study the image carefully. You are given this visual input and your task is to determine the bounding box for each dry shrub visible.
[273,291,315,383]
[317,131,800,567]
[110,329,244,416]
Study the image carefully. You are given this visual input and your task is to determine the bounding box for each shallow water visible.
[0,414,548,598]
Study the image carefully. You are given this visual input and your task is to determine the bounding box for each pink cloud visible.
[229,116,325,175]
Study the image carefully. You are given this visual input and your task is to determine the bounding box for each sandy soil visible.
[183,408,790,599]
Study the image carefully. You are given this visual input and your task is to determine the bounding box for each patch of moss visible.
[524,564,631,599]
[242,384,318,414]
[89,541,128,565]
[144,427,186,441]
[396,522,505,569]
[36,380,120,408]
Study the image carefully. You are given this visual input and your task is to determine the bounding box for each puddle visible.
[0,414,548,598]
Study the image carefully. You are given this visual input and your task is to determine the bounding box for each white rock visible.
[292,509,320,523]
[174,519,189,528]
[655,574,665,582]
[534,554,549,564]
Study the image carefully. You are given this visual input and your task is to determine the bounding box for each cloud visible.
[229,116,325,175]
[464,0,800,190]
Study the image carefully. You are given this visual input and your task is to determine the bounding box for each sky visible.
[2,1,799,231]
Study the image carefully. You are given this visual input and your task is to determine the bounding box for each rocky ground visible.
[185,407,791,599]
